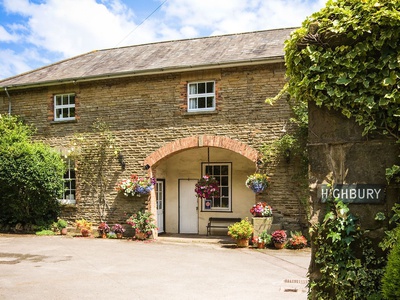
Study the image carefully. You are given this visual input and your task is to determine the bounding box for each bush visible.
[382,229,400,299]
[0,115,65,228]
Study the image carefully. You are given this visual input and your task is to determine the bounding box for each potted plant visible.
[75,219,92,237]
[195,175,220,199]
[253,230,271,249]
[116,174,156,197]
[227,218,254,247]
[56,218,68,235]
[112,224,126,239]
[126,211,157,240]
[245,173,270,193]
[286,231,308,249]
[97,222,110,238]
[250,202,272,217]
[271,230,287,249]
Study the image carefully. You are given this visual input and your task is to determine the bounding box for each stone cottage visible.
[0,27,306,236]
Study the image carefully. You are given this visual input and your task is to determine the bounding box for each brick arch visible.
[144,135,259,167]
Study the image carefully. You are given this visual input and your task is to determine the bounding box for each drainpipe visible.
[5,87,11,115]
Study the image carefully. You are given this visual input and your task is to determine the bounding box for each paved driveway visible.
[0,234,310,300]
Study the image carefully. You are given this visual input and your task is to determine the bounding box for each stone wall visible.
[308,101,400,230]
[0,63,307,230]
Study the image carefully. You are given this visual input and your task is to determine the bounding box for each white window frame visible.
[201,163,231,211]
[54,93,75,121]
[59,158,76,205]
[187,81,215,112]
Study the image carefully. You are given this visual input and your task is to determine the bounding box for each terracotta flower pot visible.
[274,242,286,249]
[60,228,67,235]
[236,238,249,248]
[257,242,265,249]
[135,232,147,240]
[116,233,123,239]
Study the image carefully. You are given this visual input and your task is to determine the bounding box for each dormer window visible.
[187,81,215,112]
[54,94,75,121]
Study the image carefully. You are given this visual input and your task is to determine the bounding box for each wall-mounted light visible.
[118,152,126,170]
[256,159,263,166]
[143,164,150,170]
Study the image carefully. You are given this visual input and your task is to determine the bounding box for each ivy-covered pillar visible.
[307,102,400,299]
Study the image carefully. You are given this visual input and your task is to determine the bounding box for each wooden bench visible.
[206,217,241,236]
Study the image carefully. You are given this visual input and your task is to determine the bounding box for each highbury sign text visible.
[319,184,385,204]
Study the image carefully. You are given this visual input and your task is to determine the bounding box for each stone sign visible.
[319,184,385,204]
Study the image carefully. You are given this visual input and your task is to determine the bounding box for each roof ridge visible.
[96,27,299,53]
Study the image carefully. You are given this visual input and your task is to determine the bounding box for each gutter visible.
[0,56,285,91]
[5,87,11,115]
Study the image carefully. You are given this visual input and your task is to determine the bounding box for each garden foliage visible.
[270,0,400,182]
[382,228,400,299]
[0,115,65,227]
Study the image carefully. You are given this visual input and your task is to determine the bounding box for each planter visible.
[274,242,286,249]
[116,233,123,239]
[60,228,68,235]
[257,242,265,249]
[252,217,273,237]
[101,233,107,239]
[135,232,148,240]
[236,238,249,248]
[81,229,90,237]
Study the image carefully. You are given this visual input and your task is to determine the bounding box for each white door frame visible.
[179,179,199,234]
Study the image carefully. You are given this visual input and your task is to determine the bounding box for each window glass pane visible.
[198,97,205,108]
[221,187,229,196]
[207,82,214,93]
[221,176,228,186]
[56,109,62,118]
[56,96,62,106]
[214,166,221,175]
[69,95,75,104]
[207,97,214,108]
[221,198,229,207]
[189,84,197,95]
[205,165,212,174]
[221,165,228,175]
[70,107,75,117]
[189,98,197,109]
[198,82,205,94]
[63,108,69,117]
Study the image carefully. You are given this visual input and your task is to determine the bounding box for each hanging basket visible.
[195,175,220,199]
[245,173,270,194]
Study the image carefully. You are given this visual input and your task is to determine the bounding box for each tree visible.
[0,115,65,228]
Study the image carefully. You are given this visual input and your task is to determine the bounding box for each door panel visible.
[179,179,198,234]
[156,180,164,233]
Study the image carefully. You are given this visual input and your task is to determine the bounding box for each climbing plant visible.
[69,120,119,221]
[309,198,385,299]
[269,0,400,182]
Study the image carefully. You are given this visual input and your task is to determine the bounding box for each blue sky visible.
[0,0,327,79]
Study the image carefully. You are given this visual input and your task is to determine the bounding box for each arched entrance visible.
[145,135,260,236]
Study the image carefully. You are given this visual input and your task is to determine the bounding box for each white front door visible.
[179,179,198,234]
[156,180,164,233]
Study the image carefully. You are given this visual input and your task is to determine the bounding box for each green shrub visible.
[0,115,65,227]
[382,229,400,299]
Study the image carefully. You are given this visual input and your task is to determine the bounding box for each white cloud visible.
[0,48,38,79]
[0,25,18,42]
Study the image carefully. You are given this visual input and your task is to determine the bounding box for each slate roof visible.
[0,27,295,89]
